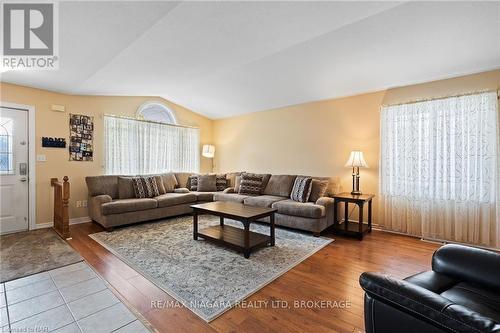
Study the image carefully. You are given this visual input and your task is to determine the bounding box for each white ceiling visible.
[2,1,499,119]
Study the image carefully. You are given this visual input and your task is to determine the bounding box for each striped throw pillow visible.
[189,175,198,191]
[290,176,312,203]
[132,176,160,198]
[238,173,264,196]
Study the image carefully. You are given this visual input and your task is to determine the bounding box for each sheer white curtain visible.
[379,91,499,248]
[104,116,199,175]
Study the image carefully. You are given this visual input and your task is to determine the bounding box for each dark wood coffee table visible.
[191,202,277,258]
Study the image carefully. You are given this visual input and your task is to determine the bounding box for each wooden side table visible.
[331,192,375,240]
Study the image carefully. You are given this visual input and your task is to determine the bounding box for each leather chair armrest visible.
[432,244,500,291]
[223,187,235,194]
[360,272,499,333]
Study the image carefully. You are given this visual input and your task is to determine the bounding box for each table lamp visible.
[345,150,368,195]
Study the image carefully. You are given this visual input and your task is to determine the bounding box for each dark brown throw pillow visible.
[308,179,329,202]
[216,174,227,191]
[290,176,312,203]
[238,173,264,196]
[197,174,217,192]
[189,175,198,191]
[132,176,160,198]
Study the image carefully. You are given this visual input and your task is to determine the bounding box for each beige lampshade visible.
[345,150,368,168]
[202,144,215,158]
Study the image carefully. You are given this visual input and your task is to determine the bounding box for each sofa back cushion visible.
[198,174,217,192]
[86,175,119,199]
[234,175,242,192]
[132,176,160,198]
[290,176,312,203]
[263,175,297,197]
[174,172,194,189]
[238,173,264,196]
[226,172,245,187]
[118,177,135,199]
[161,173,177,192]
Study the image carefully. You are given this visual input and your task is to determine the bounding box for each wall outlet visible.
[81,200,87,208]
[36,154,47,162]
[76,201,81,208]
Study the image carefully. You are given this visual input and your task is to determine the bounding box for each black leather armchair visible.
[359,244,500,333]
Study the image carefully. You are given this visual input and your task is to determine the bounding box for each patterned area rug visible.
[1,228,83,283]
[90,215,332,321]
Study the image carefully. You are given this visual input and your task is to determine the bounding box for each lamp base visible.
[351,190,362,196]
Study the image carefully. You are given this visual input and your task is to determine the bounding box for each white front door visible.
[0,107,29,234]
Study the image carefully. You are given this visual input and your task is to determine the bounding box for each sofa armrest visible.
[316,197,334,226]
[223,187,235,194]
[88,195,112,221]
[360,272,498,333]
[432,244,500,291]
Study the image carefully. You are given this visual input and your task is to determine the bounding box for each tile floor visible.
[1,262,150,333]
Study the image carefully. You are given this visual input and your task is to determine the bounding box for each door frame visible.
[1,101,36,229]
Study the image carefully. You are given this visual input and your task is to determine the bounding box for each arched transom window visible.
[137,102,177,124]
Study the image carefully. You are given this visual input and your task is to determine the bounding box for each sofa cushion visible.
[161,173,177,192]
[308,179,329,202]
[118,177,135,199]
[226,172,244,187]
[155,193,197,208]
[243,195,287,208]
[216,174,228,191]
[290,176,312,203]
[101,198,157,215]
[271,199,325,218]
[154,175,166,194]
[174,172,193,188]
[234,175,242,192]
[189,175,199,191]
[86,175,119,199]
[198,174,217,192]
[239,173,264,196]
[263,175,297,197]
[214,193,250,203]
[132,176,160,198]
[190,191,216,201]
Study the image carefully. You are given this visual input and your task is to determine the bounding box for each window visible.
[104,116,199,175]
[379,91,499,247]
[137,102,176,124]
[0,117,14,174]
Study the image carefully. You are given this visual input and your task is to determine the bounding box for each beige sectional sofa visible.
[86,172,339,236]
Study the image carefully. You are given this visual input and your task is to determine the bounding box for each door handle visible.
[20,177,27,182]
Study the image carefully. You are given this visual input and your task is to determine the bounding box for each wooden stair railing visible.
[51,176,70,239]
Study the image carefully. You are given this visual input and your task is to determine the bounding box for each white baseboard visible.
[32,216,92,230]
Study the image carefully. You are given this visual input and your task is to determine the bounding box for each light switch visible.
[36,154,47,162]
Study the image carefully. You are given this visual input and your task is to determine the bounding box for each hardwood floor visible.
[67,222,440,333]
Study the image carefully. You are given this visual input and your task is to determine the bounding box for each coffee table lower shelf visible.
[196,225,271,257]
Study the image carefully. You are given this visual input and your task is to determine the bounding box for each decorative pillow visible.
[161,173,178,192]
[132,176,160,198]
[118,177,135,199]
[238,173,264,196]
[308,179,329,202]
[216,174,227,191]
[197,174,217,192]
[189,175,199,191]
[154,175,166,195]
[234,175,242,192]
[174,187,190,193]
[290,176,312,203]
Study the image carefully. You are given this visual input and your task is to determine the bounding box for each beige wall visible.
[213,69,500,223]
[0,83,213,225]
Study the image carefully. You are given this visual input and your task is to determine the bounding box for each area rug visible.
[90,215,332,321]
[1,228,83,283]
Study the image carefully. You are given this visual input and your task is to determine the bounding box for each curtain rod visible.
[103,114,199,130]
[381,89,499,108]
